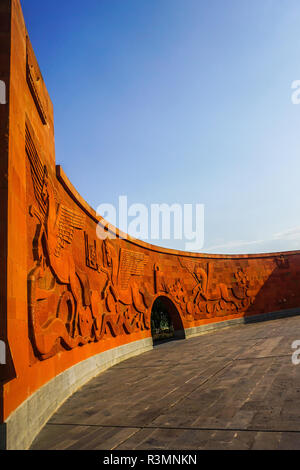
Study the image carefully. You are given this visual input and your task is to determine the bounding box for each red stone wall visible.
[1,0,300,425]
[0,0,11,425]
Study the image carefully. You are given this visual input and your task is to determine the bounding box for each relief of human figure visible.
[98,239,152,331]
[26,127,97,356]
[179,259,251,316]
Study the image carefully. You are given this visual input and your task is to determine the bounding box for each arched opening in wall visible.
[151,296,185,344]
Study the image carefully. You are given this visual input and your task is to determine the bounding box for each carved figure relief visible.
[26,123,99,357]
[25,118,264,362]
[26,129,154,360]
[99,242,153,329]
[178,258,259,319]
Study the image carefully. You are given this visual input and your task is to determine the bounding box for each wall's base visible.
[184,307,300,339]
[2,307,300,451]
[0,337,153,451]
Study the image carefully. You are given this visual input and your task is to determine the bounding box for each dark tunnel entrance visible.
[150,296,185,344]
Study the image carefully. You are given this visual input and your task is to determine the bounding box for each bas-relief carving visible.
[26,125,153,360]
[170,258,262,321]
[25,122,277,362]
[85,232,100,271]
[99,240,152,329]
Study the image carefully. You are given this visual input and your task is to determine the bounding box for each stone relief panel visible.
[25,119,297,362]
[26,123,154,360]
[177,258,262,320]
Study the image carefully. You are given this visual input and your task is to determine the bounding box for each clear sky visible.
[22,0,300,254]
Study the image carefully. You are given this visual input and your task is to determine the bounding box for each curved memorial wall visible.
[1,0,300,450]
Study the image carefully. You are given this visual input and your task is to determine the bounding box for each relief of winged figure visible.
[26,126,91,354]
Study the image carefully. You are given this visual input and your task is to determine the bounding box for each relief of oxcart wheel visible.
[56,290,75,335]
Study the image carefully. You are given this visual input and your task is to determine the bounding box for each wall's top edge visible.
[57,165,300,260]
[25,27,54,112]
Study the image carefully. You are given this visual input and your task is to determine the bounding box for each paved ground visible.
[31,316,300,450]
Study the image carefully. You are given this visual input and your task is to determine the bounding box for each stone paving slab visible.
[31,316,300,450]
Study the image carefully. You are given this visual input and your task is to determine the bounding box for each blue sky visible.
[22,0,300,254]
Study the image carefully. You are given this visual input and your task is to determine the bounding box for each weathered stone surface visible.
[2,0,300,450]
